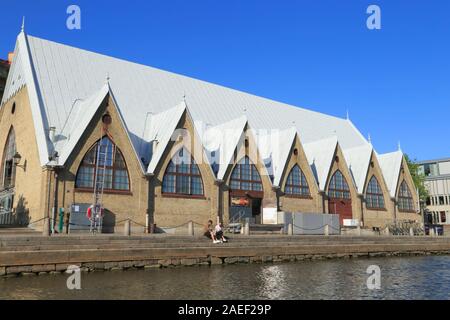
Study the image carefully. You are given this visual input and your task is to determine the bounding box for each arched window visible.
[230,156,263,192]
[284,165,310,197]
[398,180,414,212]
[162,148,204,196]
[366,176,385,209]
[1,128,16,189]
[75,136,130,191]
[328,170,351,199]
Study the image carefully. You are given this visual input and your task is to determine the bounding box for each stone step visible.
[1,235,448,246]
[1,237,448,253]
[0,236,436,247]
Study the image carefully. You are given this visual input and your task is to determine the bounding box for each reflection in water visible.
[257,265,288,299]
[0,256,449,300]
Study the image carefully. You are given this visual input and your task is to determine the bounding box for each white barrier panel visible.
[279,212,340,235]
[343,219,359,227]
[262,207,278,225]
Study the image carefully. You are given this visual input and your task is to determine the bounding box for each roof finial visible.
[105,72,110,84]
[346,109,350,120]
[183,92,186,102]
[368,133,372,144]
[21,16,25,33]
[398,141,402,151]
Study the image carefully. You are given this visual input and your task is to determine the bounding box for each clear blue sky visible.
[1,0,449,161]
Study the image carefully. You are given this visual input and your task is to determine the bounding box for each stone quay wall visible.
[1,235,450,277]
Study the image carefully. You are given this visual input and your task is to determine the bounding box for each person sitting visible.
[214,222,227,243]
[204,220,219,243]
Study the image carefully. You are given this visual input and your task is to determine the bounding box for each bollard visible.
[409,227,414,237]
[42,217,50,236]
[188,221,194,236]
[324,224,329,236]
[287,223,293,236]
[124,219,131,236]
[244,221,250,235]
[357,225,362,236]
[430,227,435,237]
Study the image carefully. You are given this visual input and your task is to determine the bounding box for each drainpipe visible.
[320,191,327,213]
[44,168,52,236]
[359,194,365,227]
[52,170,59,234]
[215,179,224,224]
[46,152,63,236]
[393,197,397,223]
[145,173,155,233]
[272,186,281,211]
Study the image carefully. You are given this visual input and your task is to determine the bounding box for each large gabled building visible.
[0,29,420,232]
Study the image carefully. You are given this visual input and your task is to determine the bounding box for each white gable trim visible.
[17,32,51,165]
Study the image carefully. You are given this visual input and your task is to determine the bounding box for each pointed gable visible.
[303,136,338,191]
[378,150,404,198]
[257,127,297,187]
[145,101,187,174]
[343,144,373,194]
[56,83,110,164]
[202,116,247,180]
[1,32,51,165]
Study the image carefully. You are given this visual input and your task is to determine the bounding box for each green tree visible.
[404,154,429,202]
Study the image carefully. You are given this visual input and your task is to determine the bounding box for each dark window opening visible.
[1,128,16,189]
[102,114,112,125]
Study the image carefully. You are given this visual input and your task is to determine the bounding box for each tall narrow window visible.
[162,148,204,196]
[328,170,351,199]
[1,128,16,189]
[230,156,263,192]
[366,176,385,209]
[398,180,414,212]
[75,136,130,191]
[284,165,310,197]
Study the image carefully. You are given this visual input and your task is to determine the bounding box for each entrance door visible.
[328,170,353,225]
[251,198,262,224]
[329,198,352,225]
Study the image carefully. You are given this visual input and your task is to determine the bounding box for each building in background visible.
[418,158,450,225]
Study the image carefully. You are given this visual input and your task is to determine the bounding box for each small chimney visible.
[7,52,14,64]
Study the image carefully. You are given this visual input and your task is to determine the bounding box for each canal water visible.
[1,256,449,300]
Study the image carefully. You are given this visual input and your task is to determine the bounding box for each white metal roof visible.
[1,33,369,167]
[145,101,187,174]
[378,150,404,198]
[0,31,408,194]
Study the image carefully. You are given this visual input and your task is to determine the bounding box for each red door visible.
[329,199,353,225]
